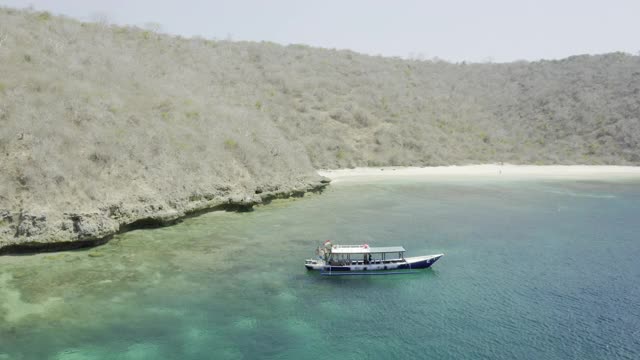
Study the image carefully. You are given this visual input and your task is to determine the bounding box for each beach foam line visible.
[318,165,640,183]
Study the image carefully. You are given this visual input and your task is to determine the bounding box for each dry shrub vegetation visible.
[0,8,639,248]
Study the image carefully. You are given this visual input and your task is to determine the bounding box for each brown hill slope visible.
[0,8,638,252]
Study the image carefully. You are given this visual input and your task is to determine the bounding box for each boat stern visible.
[304,259,325,271]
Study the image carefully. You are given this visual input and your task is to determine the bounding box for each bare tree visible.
[143,22,163,33]
[90,11,110,27]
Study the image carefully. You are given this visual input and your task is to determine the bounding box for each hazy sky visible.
[2,0,639,62]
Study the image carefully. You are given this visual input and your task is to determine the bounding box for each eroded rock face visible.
[65,213,119,240]
[0,210,16,240]
[0,179,329,254]
[0,210,116,253]
[15,212,48,237]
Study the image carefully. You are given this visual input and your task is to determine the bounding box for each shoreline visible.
[4,164,639,255]
[0,180,330,256]
[318,165,640,183]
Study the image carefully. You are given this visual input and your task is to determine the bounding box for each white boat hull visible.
[305,254,443,274]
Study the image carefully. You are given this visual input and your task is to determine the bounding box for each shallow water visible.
[1,179,640,359]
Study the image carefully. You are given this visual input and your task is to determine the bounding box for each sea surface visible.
[1,178,640,359]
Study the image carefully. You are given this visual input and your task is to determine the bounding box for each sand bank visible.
[318,165,640,183]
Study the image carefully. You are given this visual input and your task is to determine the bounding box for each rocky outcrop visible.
[0,8,334,254]
[0,178,329,254]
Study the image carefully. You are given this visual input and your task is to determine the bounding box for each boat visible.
[304,241,443,276]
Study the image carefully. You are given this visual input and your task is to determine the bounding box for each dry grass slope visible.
[0,8,639,251]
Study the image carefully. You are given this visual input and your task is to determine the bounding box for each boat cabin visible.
[327,245,407,266]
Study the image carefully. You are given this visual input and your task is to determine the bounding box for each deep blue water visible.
[1,179,639,359]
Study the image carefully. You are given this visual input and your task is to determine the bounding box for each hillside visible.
[1,8,639,252]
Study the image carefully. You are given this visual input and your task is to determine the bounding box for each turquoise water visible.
[1,179,640,359]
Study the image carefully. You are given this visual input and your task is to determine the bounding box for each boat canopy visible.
[331,245,405,254]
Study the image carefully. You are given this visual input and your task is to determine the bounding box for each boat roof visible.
[330,245,406,254]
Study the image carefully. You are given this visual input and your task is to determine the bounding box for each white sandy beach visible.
[318,165,640,183]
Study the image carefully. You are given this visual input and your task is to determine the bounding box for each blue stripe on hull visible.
[320,270,419,276]
[309,255,442,274]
